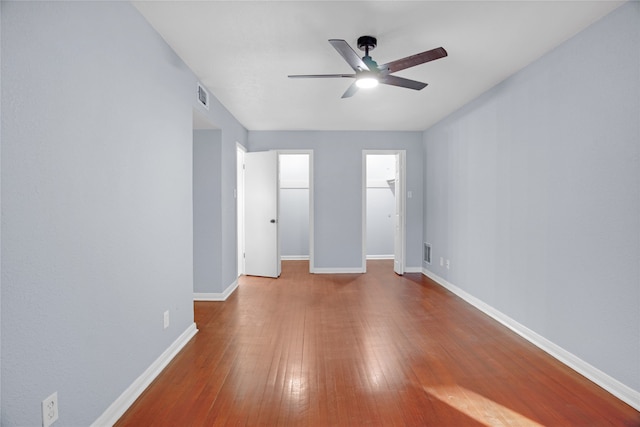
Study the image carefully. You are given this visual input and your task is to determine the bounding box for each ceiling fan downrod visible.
[357,35,377,57]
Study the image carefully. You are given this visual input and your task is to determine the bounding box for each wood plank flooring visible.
[116,260,639,426]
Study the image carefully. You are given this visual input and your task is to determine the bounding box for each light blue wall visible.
[193,130,222,292]
[248,131,423,270]
[220,129,247,292]
[1,2,246,425]
[423,1,639,393]
[193,97,247,295]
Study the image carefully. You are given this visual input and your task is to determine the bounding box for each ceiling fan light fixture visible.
[356,74,379,89]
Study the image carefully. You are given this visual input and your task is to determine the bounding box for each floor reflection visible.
[424,385,544,426]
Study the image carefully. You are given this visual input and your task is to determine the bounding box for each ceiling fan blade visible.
[379,47,447,74]
[329,39,370,72]
[288,74,355,79]
[341,81,359,98]
[380,75,428,91]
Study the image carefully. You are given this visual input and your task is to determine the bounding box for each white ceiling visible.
[134,1,624,131]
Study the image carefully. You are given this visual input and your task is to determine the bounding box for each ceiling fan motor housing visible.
[357,35,377,52]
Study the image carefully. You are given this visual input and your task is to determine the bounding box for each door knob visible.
[270,219,277,223]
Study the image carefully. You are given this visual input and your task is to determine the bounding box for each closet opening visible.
[363,151,406,275]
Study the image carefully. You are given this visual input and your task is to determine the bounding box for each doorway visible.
[363,151,406,275]
[279,153,312,266]
[238,150,314,276]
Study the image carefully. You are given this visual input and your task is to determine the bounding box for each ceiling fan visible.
[288,36,447,98]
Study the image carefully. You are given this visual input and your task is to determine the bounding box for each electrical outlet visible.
[446,259,450,270]
[164,310,170,329]
[42,392,59,427]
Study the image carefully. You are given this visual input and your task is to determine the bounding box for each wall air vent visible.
[424,243,432,264]
[197,82,209,110]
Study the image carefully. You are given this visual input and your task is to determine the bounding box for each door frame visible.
[236,142,246,277]
[278,150,315,273]
[362,150,406,274]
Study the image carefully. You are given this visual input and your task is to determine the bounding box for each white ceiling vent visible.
[197,82,209,110]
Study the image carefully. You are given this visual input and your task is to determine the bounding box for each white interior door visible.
[393,153,405,275]
[244,150,280,278]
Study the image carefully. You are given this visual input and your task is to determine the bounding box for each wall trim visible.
[366,254,394,260]
[313,267,365,274]
[194,279,238,301]
[421,268,640,411]
[311,266,422,274]
[91,323,198,427]
[282,255,310,261]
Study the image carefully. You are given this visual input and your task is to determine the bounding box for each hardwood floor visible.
[116,260,639,426]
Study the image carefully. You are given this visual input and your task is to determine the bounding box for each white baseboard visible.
[422,268,640,411]
[194,279,238,301]
[311,266,422,274]
[366,254,394,260]
[313,267,365,274]
[282,255,310,260]
[91,323,198,427]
